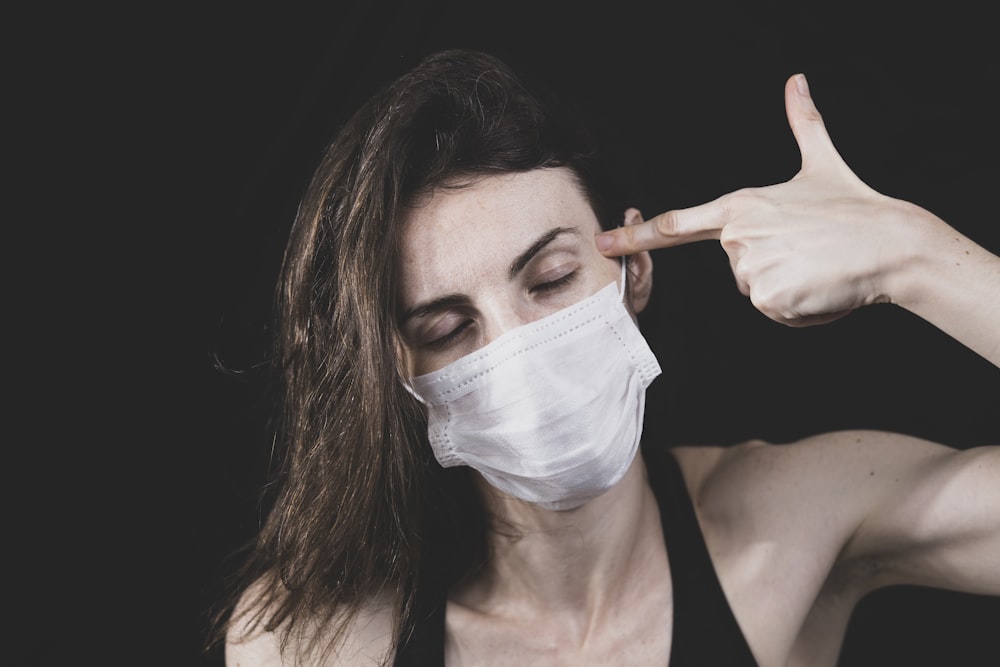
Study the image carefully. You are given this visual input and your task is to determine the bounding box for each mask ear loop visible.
[401,377,427,405]
[618,255,628,302]
[397,346,427,405]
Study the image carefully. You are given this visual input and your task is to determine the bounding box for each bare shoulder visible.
[678,430,998,592]
[672,430,959,504]
[225,577,396,667]
[667,430,973,558]
[670,430,995,564]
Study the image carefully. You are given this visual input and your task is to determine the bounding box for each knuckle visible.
[748,285,780,317]
[654,210,679,237]
[719,225,740,251]
[719,188,758,222]
[803,107,824,124]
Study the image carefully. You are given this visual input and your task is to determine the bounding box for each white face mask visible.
[407,260,662,510]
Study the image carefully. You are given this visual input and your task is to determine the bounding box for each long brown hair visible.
[211,48,630,663]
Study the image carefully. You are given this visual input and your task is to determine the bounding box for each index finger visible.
[595,200,725,256]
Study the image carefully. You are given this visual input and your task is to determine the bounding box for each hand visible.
[597,73,937,327]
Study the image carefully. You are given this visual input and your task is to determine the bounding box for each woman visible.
[216,49,999,666]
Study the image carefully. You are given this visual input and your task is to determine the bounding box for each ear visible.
[623,207,654,314]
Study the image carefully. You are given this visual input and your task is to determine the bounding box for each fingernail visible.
[595,233,613,252]
[795,73,810,97]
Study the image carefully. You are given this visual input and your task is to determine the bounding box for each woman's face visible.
[397,167,622,377]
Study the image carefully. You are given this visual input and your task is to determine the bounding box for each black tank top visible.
[394,447,759,665]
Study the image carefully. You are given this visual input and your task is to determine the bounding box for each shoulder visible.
[665,430,962,565]
[661,433,998,662]
[225,577,397,667]
[671,429,959,510]
[670,430,994,582]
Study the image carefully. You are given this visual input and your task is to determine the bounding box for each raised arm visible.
[844,434,1000,596]
[596,74,1000,367]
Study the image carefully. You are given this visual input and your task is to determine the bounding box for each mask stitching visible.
[431,306,623,463]
[420,284,616,384]
[414,259,627,388]
[432,324,655,474]
[431,325,659,469]
[425,309,617,402]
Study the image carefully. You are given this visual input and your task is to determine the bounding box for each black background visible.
[13,1,999,665]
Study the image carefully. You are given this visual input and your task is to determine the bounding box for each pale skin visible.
[226,74,1000,666]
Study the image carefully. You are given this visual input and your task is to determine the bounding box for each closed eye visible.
[531,270,578,294]
[424,319,473,350]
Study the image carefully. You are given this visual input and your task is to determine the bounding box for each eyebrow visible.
[508,226,580,280]
[399,226,580,326]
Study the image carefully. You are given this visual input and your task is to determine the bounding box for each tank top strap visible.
[645,446,758,665]
[395,448,758,665]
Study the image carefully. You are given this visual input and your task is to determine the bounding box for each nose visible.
[477,299,539,347]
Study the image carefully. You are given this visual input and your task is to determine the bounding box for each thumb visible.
[785,73,844,174]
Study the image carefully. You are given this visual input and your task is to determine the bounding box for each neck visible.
[457,454,666,627]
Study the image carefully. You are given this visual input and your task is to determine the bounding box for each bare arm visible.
[596,74,1000,366]
[708,432,1000,597]
[885,205,1000,367]
[843,437,1000,595]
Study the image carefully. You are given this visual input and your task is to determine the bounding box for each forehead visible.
[398,168,600,297]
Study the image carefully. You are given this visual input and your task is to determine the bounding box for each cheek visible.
[592,254,625,291]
